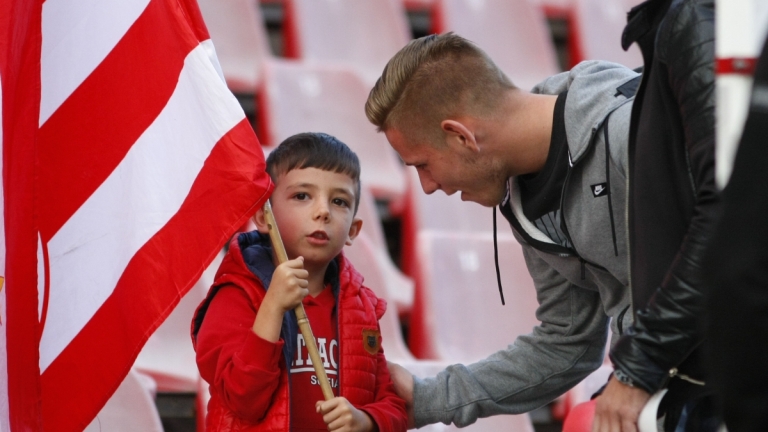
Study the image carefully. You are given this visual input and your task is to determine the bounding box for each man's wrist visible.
[613,368,635,388]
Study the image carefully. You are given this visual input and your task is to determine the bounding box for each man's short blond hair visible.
[365,32,516,145]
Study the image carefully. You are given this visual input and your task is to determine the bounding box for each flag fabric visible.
[1,0,274,430]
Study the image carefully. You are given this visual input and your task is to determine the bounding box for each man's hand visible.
[387,361,415,428]
[592,376,651,432]
[316,397,374,432]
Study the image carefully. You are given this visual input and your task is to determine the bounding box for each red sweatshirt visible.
[191,232,407,432]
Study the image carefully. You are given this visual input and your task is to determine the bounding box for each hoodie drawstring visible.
[493,206,506,305]
[603,115,619,257]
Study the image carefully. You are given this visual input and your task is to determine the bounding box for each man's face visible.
[265,168,361,268]
[384,128,507,207]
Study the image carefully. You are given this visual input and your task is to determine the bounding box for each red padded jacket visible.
[191,232,407,431]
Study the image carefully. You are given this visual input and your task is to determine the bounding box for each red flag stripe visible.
[178,0,211,42]
[38,41,246,371]
[1,0,44,429]
[41,119,273,431]
[37,0,199,243]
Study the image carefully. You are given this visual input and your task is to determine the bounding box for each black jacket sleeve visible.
[610,0,717,394]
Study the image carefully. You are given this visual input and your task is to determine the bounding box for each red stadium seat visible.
[258,60,407,203]
[198,0,273,94]
[433,0,561,91]
[282,0,411,84]
[562,399,596,432]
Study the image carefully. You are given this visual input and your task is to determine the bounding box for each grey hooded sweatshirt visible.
[412,61,640,428]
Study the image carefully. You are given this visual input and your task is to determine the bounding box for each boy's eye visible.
[332,198,350,208]
[294,192,308,200]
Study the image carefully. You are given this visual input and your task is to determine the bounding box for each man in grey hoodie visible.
[365,33,640,428]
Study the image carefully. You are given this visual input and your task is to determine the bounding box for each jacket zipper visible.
[336,293,342,398]
[668,367,706,386]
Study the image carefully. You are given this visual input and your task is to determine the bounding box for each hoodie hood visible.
[531,60,641,163]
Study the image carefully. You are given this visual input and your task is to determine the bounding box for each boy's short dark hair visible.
[267,132,362,214]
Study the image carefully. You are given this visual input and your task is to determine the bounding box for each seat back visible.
[400,168,534,359]
[344,233,415,361]
[283,0,411,84]
[435,0,560,91]
[416,231,541,362]
[355,185,415,313]
[134,250,224,392]
[197,0,272,93]
[259,60,406,201]
[346,234,536,432]
[84,370,163,432]
[571,0,643,68]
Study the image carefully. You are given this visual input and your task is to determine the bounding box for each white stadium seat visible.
[344,232,535,432]
[197,0,273,94]
[572,0,643,68]
[283,0,411,85]
[134,250,224,392]
[435,0,561,91]
[259,60,407,202]
[84,370,163,432]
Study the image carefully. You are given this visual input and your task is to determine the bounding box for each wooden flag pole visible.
[262,200,335,401]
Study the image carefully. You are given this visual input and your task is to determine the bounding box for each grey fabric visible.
[412,61,640,428]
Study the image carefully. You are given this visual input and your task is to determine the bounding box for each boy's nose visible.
[314,203,330,221]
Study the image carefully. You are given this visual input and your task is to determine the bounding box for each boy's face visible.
[257,167,361,267]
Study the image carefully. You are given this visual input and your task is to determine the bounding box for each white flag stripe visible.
[39,43,245,371]
[40,0,151,125]
[36,233,45,321]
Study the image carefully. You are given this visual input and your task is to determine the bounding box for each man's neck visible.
[495,91,558,177]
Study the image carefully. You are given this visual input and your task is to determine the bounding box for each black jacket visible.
[609,0,718,395]
[702,34,768,431]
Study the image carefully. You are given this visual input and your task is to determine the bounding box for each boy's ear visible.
[441,119,479,152]
[252,207,270,234]
[345,217,363,246]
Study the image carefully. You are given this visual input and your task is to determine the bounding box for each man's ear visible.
[441,119,479,152]
[252,207,270,234]
[345,218,363,246]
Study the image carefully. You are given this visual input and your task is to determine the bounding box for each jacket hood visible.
[531,60,641,163]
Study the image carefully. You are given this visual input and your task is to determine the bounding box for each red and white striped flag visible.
[0,0,273,430]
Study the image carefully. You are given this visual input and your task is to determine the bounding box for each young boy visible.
[191,132,407,432]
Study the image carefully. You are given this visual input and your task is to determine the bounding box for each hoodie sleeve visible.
[195,286,285,423]
[412,245,608,428]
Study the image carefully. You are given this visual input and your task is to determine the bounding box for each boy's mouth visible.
[308,231,329,241]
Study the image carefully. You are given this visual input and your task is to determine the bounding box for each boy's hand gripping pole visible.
[263,201,335,401]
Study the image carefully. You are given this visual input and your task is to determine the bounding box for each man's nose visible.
[418,172,439,195]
